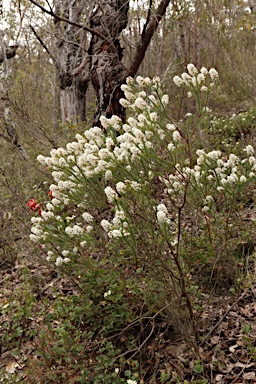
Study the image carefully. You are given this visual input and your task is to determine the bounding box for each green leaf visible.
[194,362,204,374]
[242,324,251,334]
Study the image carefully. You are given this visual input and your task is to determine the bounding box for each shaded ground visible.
[1,259,256,383]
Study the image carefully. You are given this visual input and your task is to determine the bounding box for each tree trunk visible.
[0,37,26,156]
[55,0,89,123]
[88,0,129,125]
[89,0,171,126]
[29,0,171,126]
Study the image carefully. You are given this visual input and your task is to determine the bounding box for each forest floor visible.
[1,259,256,383]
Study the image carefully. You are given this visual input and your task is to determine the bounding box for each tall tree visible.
[54,0,89,123]
[28,0,171,125]
[0,26,26,155]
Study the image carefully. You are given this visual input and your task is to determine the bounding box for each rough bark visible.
[55,0,89,123]
[29,0,171,126]
[88,0,129,125]
[0,39,26,156]
[171,0,189,66]
[89,0,171,125]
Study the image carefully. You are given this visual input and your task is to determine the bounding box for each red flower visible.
[27,199,37,211]
[27,199,42,215]
[48,190,54,199]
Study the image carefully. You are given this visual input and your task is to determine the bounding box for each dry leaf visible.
[237,339,249,347]
[211,336,220,344]
[5,362,18,374]
[243,371,256,380]
[235,362,247,368]
[229,311,238,317]
[222,363,235,372]
[229,344,238,353]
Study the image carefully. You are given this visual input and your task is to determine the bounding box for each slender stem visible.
[28,0,107,41]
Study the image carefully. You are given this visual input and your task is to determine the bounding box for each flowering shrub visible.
[30,63,254,270]
[28,63,256,380]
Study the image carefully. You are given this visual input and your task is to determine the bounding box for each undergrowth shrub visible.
[26,63,256,382]
[26,261,157,383]
[205,108,256,153]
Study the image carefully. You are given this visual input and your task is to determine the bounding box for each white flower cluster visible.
[160,147,255,212]
[244,144,254,156]
[35,75,168,217]
[101,208,130,238]
[55,256,71,267]
[82,212,94,223]
[65,224,84,237]
[30,217,45,243]
[156,204,170,224]
[120,76,168,111]
[104,289,111,298]
[30,70,255,271]
[173,64,219,94]
[30,75,176,264]
[196,149,255,188]
[159,165,188,197]
[46,250,71,266]
[104,186,118,203]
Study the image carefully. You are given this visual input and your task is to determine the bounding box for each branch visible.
[29,24,60,70]
[0,121,27,157]
[0,131,11,142]
[28,0,107,41]
[141,0,153,36]
[128,0,171,77]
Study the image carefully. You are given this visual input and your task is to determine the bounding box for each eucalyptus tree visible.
[28,0,171,125]
[0,8,24,155]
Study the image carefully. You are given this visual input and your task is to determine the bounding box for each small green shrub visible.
[205,108,256,152]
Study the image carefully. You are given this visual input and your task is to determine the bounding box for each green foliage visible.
[242,323,251,334]
[205,108,256,153]
[22,65,256,382]
[193,361,204,375]
[27,259,150,382]
[0,269,38,351]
